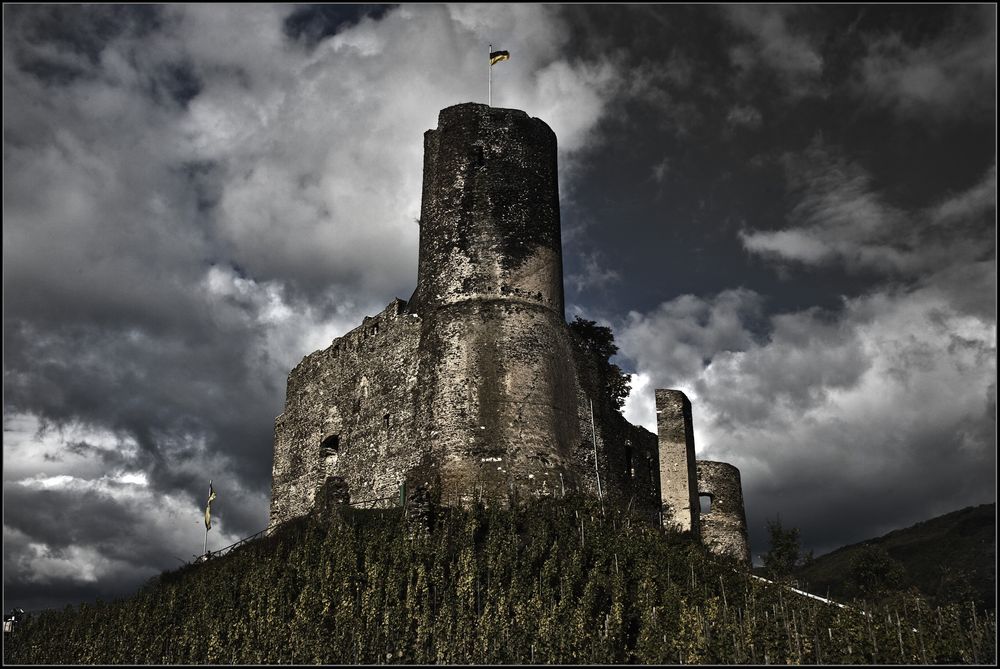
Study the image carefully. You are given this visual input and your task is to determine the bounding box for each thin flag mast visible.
[203,479,216,556]
[488,45,510,107]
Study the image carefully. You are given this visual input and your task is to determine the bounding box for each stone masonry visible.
[656,389,700,535]
[268,102,749,563]
[697,461,752,563]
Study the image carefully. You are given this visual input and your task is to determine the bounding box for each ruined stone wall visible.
[269,299,420,527]
[696,460,751,563]
[656,389,700,534]
[570,337,660,519]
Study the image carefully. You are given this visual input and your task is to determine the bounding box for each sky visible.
[3,4,995,613]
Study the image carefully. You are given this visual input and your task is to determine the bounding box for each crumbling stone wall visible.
[656,389,700,534]
[696,460,751,563]
[570,335,660,519]
[269,299,420,527]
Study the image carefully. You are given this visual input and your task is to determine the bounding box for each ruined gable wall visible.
[569,339,660,519]
[656,389,701,535]
[269,299,421,527]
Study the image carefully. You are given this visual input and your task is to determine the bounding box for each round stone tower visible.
[696,460,752,563]
[412,103,582,504]
[413,103,564,313]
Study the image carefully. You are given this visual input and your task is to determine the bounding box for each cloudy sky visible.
[3,4,995,613]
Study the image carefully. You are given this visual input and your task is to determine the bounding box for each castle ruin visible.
[269,102,751,563]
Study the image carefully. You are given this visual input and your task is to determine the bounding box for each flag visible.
[489,50,510,66]
[204,481,216,530]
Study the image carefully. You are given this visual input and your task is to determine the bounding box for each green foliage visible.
[848,544,907,598]
[762,516,803,581]
[4,499,994,665]
[568,317,631,410]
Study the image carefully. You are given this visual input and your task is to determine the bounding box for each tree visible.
[848,544,906,598]
[568,317,631,410]
[761,517,801,581]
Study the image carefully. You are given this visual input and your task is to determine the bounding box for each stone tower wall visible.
[412,103,581,504]
[411,103,564,315]
[696,460,752,563]
[269,299,421,527]
[416,302,584,504]
[656,389,700,534]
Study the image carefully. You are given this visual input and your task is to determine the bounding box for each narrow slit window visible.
[383,414,390,429]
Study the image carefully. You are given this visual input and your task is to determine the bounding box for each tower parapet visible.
[411,103,564,316]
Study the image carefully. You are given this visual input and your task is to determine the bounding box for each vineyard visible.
[5,497,995,664]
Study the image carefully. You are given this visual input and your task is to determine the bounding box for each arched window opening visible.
[320,434,340,455]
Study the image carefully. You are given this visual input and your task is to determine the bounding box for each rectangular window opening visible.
[699,494,713,515]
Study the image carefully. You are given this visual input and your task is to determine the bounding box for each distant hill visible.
[795,504,995,610]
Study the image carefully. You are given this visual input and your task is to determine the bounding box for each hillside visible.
[4,498,995,664]
[795,504,995,610]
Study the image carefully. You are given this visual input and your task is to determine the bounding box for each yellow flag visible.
[489,50,510,66]
[204,481,217,530]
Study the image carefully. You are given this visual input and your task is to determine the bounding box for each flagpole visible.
[203,479,211,556]
[488,43,492,107]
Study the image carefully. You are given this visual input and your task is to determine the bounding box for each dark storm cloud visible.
[3,4,636,613]
[620,279,995,561]
[855,4,995,121]
[283,4,394,46]
[618,153,995,563]
[595,4,995,562]
[2,479,241,612]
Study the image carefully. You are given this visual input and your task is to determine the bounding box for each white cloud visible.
[650,157,671,184]
[740,142,996,285]
[622,371,655,432]
[619,280,995,554]
[626,134,996,550]
[617,288,765,387]
[161,4,626,293]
